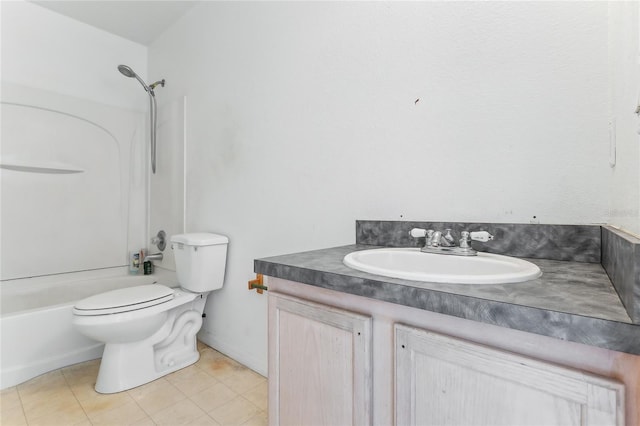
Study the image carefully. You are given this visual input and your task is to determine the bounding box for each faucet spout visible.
[427,229,455,247]
[143,252,163,262]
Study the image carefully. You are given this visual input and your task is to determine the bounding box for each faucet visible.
[143,252,163,262]
[410,228,494,256]
[428,229,456,247]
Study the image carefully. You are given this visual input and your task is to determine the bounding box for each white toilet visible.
[72,233,228,394]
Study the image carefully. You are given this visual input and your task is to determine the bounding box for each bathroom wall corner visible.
[602,226,640,323]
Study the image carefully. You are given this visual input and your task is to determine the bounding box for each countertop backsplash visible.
[356,220,601,263]
[602,226,640,323]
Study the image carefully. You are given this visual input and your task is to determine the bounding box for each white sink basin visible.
[343,248,542,284]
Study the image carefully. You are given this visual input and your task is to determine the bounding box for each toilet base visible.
[93,300,206,393]
[95,342,200,393]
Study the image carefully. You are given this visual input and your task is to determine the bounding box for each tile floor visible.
[0,342,267,426]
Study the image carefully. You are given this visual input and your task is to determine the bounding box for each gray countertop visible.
[255,244,640,355]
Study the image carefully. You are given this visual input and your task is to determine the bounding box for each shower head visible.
[117,64,136,78]
[117,64,150,92]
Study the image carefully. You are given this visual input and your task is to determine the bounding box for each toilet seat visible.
[73,284,174,316]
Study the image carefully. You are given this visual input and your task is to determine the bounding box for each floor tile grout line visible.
[60,365,93,425]
[12,385,29,426]
[240,379,268,396]
[124,393,160,426]
[132,379,190,424]
[208,394,262,426]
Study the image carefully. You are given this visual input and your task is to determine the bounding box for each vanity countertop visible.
[255,244,640,355]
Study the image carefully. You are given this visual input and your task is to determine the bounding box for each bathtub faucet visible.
[143,252,163,262]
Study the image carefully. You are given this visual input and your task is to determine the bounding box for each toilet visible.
[72,232,228,394]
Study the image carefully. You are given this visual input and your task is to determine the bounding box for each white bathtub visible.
[0,267,177,389]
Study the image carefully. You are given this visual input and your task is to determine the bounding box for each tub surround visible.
[603,226,640,323]
[255,222,640,355]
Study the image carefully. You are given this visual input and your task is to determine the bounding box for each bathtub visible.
[0,267,177,389]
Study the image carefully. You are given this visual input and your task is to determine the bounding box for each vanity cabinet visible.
[396,324,624,426]
[267,279,631,426]
[268,292,372,426]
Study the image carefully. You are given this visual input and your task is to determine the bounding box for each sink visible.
[343,248,542,284]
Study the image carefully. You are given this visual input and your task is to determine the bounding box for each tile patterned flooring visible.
[0,342,267,426]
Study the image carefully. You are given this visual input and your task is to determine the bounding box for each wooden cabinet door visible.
[395,324,624,426]
[269,292,372,426]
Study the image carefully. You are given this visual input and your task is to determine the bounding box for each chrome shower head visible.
[117,64,150,92]
[117,64,136,78]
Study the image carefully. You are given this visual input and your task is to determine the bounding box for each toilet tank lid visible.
[171,233,229,246]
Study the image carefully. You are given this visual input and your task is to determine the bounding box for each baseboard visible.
[197,330,268,377]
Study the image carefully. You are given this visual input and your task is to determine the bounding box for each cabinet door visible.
[269,292,372,426]
[395,324,624,426]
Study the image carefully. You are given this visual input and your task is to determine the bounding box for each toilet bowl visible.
[72,233,228,393]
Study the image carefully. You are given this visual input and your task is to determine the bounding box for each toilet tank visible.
[170,233,229,293]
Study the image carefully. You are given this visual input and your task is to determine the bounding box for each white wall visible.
[149,1,613,375]
[149,96,187,271]
[1,0,148,110]
[608,1,640,236]
[1,1,149,273]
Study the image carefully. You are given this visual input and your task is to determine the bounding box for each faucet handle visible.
[151,230,167,251]
[459,231,471,248]
[409,228,428,238]
[469,231,494,242]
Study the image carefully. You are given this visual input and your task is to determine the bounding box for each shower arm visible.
[149,80,165,90]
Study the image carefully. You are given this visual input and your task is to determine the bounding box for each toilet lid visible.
[73,284,174,316]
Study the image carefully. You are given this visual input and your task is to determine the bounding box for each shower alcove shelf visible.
[0,162,84,174]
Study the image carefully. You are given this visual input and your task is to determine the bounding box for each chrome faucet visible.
[428,229,456,247]
[410,228,494,256]
[143,252,163,262]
